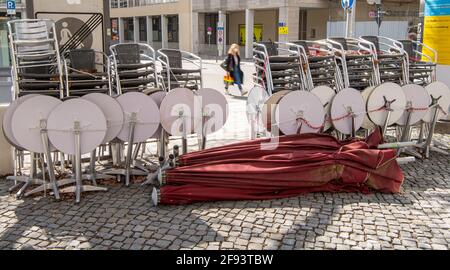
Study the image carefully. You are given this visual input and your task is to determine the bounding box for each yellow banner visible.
[423,15,450,65]
[239,24,263,46]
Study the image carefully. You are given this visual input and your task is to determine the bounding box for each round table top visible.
[159,88,201,137]
[423,81,450,123]
[276,91,325,135]
[116,92,161,143]
[262,90,291,132]
[331,88,366,135]
[82,93,124,144]
[367,83,406,126]
[195,88,229,135]
[311,86,336,132]
[47,98,107,155]
[149,90,166,139]
[2,94,39,149]
[361,86,377,130]
[12,95,62,153]
[396,84,431,126]
[246,86,269,123]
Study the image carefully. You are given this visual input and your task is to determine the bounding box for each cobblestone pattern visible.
[0,60,449,250]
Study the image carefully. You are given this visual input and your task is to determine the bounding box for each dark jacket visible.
[225,53,244,83]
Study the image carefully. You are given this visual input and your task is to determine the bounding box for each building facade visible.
[110,0,193,51]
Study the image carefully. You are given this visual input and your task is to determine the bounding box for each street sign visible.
[341,0,355,9]
[207,26,213,36]
[279,26,288,35]
[7,0,16,16]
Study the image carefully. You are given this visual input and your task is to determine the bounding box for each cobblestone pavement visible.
[0,60,449,250]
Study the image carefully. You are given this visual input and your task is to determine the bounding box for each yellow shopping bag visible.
[224,75,234,84]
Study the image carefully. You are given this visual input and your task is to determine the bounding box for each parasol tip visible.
[151,187,160,207]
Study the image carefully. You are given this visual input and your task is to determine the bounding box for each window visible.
[123,18,134,41]
[139,17,147,42]
[111,0,118,8]
[111,18,119,41]
[167,15,178,43]
[119,0,128,8]
[204,13,218,45]
[152,17,161,42]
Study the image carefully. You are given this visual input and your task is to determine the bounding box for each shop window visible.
[152,17,162,42]
[204,13,218,45]
[167,16,179,43]
[139,17,147,42]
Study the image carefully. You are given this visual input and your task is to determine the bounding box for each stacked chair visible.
[158,49,203,91]
[110,43,159,95]
[63,49,112,97]
[7,19,64,99]
[327,37,379,90]
[253,41,305,95]
[290,40,344,91]
[395,39,437,86]
[360,36,409,85]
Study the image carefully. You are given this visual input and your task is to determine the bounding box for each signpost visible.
[278,22,288,35]
[6,0,16,16]
[217,22,224,58]
[342,0,356,38]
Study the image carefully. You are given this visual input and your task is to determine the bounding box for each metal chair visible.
[63,49,112,97]
[158,49,203,91]
[396,39,437,86]
[110,43,159,95]
[7,19,64,99]
[253,41,304,95]
[360,36,409,85]
[327,37,380,90]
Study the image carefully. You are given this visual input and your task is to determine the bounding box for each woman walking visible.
[223,44,247,96]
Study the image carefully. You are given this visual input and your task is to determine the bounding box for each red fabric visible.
[159,129,402,205]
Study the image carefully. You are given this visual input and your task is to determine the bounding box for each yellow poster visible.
[422,16,450,65]
[239,24,263,46]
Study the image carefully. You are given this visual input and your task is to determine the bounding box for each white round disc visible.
[149,90,166,139]
[361,86,376,130]
[276,91,325,135]
[160,88,201,136]
[367,83,406,126]
[116,92,161,143]
[195,88,229,135]
[262,90,291,132]
[246,86,269,123]
[331,88,366,135]
[423,81,450,123]
[12,95,62,153]
[397,84,431,126]
[82,93,124,144]
[2,94,39,149]
[311,86,336,132]
[47,99,107,155]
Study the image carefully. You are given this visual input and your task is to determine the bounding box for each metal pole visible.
[74,121,82,204]
[40,120,60,200]
[125,113,137,187]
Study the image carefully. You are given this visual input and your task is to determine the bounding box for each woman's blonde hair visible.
[228,44,240,55]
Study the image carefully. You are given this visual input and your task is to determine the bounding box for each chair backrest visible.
[361,36,380,52]
[115,43,141,64]
[14,21,52,53]
[329,37,348,51]
[258,41,278,56]
[291,40,309,55]
[68,49,96,71]
[159,49,183,69]
[398,40,414,58]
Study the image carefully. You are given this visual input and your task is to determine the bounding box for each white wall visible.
[327,21,409,40]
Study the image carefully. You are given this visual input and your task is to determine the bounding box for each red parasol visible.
[156,129,401,205]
